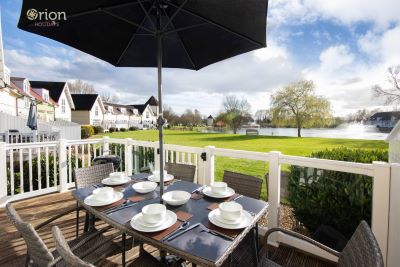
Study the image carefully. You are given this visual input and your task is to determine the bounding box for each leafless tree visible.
[68,80,97,94]
[372,65,400,104]
[219,95,251,134]
[101,92,120,103]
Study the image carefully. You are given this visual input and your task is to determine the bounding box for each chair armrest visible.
[35,205,82,231]
[263,227,341,258]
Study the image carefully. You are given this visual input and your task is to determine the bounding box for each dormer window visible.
[43,91,49,102]
[61,99,66,113]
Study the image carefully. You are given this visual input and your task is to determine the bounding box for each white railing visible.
[0,136,398,266]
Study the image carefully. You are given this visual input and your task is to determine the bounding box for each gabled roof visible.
[208,115,213,119]
[30,88,57,105]
[9,80,30,97]
[29,81,65,102]
[145,96,158,106]
[130,104,147,114]
[71,94,100,110]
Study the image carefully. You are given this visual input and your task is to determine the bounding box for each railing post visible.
[124,138,133,176]
[198,146,215,185]
[372,161,391,266]
[154,142,160,171]
[0,142,7,205]
[102,136,110,156]
[388,163,400,267]
[58,139,68,192]
[133,145,139,173]
[268,151,281,233]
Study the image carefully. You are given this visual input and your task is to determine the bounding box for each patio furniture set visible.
[5,160,384,267]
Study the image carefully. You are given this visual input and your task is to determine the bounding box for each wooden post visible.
[58,139,68,192]
[0,142,7,205]
[388,163,400,267]
[102,136,110,156]
[124,138,133,175]
[372,161,391,266]
[268,151,281,239]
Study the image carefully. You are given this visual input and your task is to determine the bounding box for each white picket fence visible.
[0,136,398,266]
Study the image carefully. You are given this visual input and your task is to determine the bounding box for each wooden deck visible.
[0,192,336,267]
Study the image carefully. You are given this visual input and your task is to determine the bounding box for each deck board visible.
[1,192,336,267]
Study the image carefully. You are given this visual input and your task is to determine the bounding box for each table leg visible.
[256,222,260,255]
[160,250,167,267]
[75,202,79,238]
[252,227,259,267]
[122,233,126,267]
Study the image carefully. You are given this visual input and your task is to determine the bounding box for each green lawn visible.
[94,130,387,199]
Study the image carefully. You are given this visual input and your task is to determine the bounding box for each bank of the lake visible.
[94,130,387,199]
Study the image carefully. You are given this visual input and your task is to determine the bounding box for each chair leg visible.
[84,211,89,232]
[251,227,259,267]
[122,233,126,267]
[25,254,30,267]
[76,202,79,238]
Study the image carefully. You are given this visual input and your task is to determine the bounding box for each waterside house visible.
[71,94,105,126]
[367,111,400,132]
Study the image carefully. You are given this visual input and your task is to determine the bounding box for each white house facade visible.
[71,94,105,126]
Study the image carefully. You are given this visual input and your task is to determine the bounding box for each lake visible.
[236,123,388,140]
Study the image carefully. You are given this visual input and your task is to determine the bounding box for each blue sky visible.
[1,0,400,116]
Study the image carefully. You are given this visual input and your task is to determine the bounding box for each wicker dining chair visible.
[227,221,384,267]
[74,163,114,236]
[165,162,196,182]
[5,203,118,267]
[53,225,161,267]
[223,170,263,199]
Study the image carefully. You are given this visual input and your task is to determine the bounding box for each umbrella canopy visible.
[18,0,268,70]
[18,0,269,196]
[27,99,38,131]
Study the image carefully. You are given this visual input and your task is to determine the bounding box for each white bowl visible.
[92,187,114,201]
[219,202,243,221]
[211,182,227,195]
[162,191,191,206]
[132,181,157,194]
[142,204,166,224]
[152,170,167,179]
[109,172,125,182]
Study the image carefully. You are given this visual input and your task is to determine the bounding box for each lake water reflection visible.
[235,123,388,140]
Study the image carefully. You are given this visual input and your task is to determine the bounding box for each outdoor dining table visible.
[72,174,269,267]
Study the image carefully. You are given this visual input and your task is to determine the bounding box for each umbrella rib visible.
[116,0,157,65]
[163,22,209,35]
[166,1,265,48]
[138,0,156,31]
[101,9,155,34]
[67,0,151,19]
[160,8,197,69]
[161,0,189,32]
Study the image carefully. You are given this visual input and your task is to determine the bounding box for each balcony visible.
[0,137,397,266]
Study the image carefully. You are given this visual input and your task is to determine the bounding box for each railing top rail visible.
[4,141,59,149]
[66,139,103,145]
[280,154,376,176]
[211,147,272,162]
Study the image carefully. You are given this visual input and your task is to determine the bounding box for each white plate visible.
[130,210,177,232]
[138,218,164,228]
[148,174,174,183]
[202,186,235,198]
[101,177,131,185]
[208,209,253,229]
[84,191,124,207]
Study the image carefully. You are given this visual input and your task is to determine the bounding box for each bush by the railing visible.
[120,128,127,132]
[93,126,104,134]
[81,125,95,139]
[7,154,82,195]
[109,127,116,133]
[129,126,139,131]
[287,147,388,239]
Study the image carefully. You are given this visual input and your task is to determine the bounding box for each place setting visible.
[101,171,131,186]
[147,170,175,183]
[208,202,253,231]
[84,186,124,208]
[202,182,236,199]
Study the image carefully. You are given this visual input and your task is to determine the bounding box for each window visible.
[61,99,66,114]
[95,106,99,116]
[23,80,29,93]
[44,93,49,102]
[146,111,149,119]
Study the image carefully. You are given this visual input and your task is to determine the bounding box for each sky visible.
[1,0,400,117]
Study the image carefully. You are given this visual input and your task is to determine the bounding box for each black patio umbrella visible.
[18,0,269,195]
[27,99,38,131]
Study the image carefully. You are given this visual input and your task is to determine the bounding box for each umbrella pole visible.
[156,3,165,199]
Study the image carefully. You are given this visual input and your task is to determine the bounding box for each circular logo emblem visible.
[26,9,38,21]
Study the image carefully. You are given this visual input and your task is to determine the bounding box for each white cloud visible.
[319,45,355,72]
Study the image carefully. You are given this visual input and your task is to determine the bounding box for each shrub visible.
[120,128,127,132]
[287,147,388,239]
[93,126,104,134]
[129,126,139,131]
[81,125,94,139]
[109,127,116,133]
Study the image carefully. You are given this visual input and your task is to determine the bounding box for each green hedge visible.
[287,147,388,238]
[93,126,104,134]
[81,125,95,139]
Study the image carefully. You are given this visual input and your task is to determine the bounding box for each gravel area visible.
[258,204,309,236]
